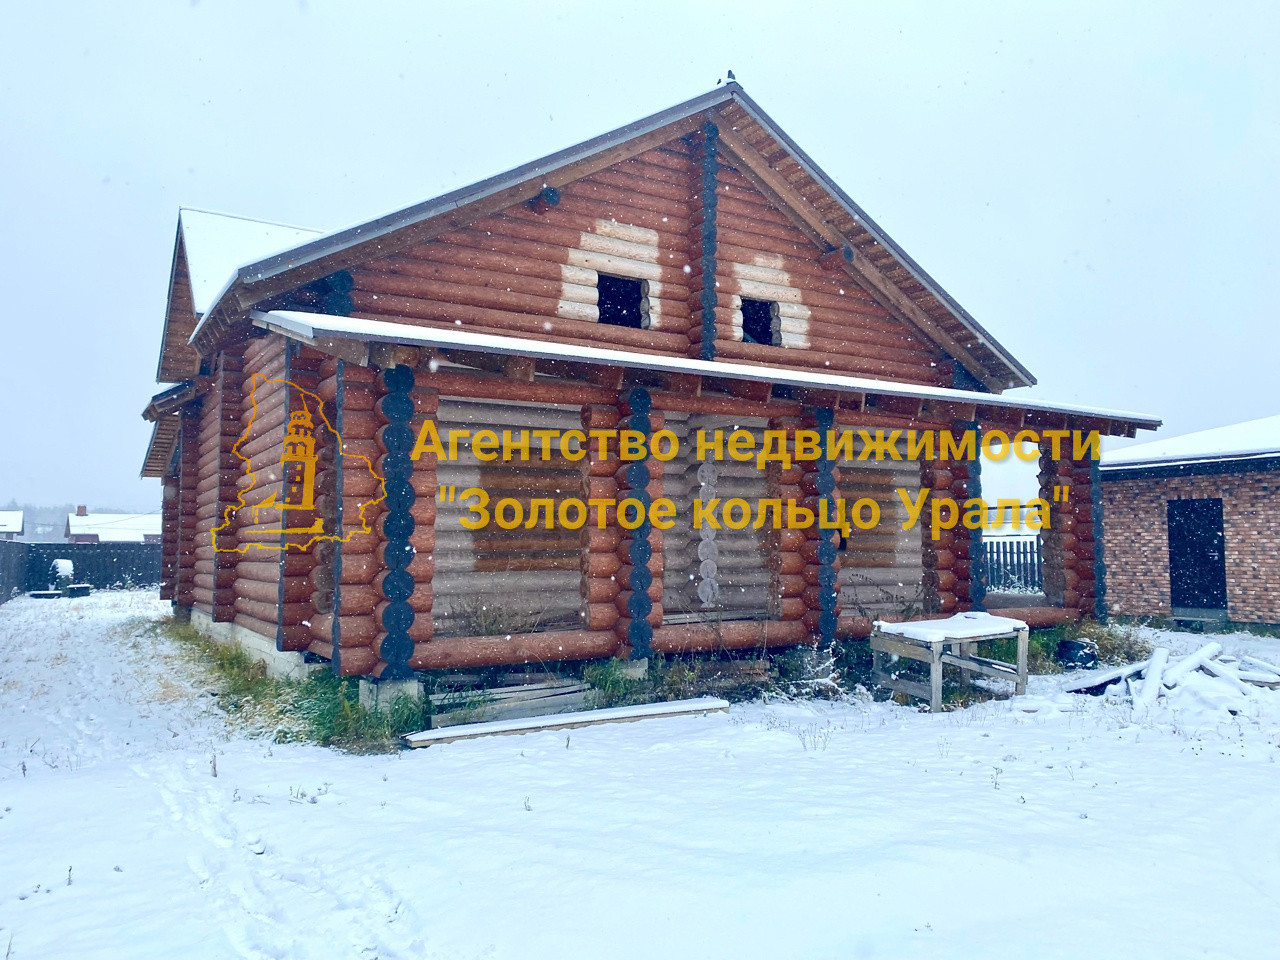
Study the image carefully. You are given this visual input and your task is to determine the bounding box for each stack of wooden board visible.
[1064,642,1280,713]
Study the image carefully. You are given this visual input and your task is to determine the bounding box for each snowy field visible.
[2,591,1279,959]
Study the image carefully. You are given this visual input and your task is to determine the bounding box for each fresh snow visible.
[179,209,321,317]
[1102,413,1280,468]
[3,591,1280,959]
[874,611,1027,642]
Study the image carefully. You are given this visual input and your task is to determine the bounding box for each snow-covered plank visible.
[403,697,730,747]
[1162,642,1223,688]
[1199,657,1252,696]
[1240,655,1280,678]
[1135,648,1170,708]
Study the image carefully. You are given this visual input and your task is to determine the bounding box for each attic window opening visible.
[597,274,649,329]
[741,298,778,346]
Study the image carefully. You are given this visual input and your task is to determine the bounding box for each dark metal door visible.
[1167,498,1227,609]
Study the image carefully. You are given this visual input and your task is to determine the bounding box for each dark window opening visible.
[598,274,645,329]
[741,298,777,345]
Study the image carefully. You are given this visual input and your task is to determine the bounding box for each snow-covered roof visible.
[66,513,162,543]
[0,510,23,534]
[1101,414,1280,471]
[254,310,1162,431]
[179,209,321,317]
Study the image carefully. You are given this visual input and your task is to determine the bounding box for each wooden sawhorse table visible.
[870,613,1029,713]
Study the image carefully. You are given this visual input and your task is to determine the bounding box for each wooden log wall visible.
[274,345,326,652]
[833,429,925,617]
[799,407,841,643]
[346,142,698,358]
[1039,445,1098,616]
[919,429,976,615]
[160,475,179,601]
[313,360,383,676]
[232,335,288,641]
[175,404,200,610]
[334,129,948,387]
[661,412,774,617]
[192,351,243,619]
[706,159,948,386]
[307,356,342,662]
[432,397,583,638]
[580,403,622,634]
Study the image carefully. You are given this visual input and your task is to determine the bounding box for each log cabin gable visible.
[157,231,203,383]
[181,85,1033,393]
[258,139,955,390]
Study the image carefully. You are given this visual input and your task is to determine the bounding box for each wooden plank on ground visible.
[403,697,730,747]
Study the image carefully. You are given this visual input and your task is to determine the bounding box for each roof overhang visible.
[187,84,1035,391]
[140,380,204,478]
[253,310,1159,436]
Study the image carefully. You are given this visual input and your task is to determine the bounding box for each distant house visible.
[1101,415,1280,625]
[0,511,22,541]
[65,506,162,544]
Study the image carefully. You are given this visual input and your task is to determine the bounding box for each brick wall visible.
[1101,468,1280,624]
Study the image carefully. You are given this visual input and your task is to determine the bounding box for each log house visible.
[142,85,1160,683]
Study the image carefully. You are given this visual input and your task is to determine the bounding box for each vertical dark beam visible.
[621,386,654,660]
[698,122,719,361]
[374,364,417,680]
[812,407,840,646]
[330,359,345,675]
[1090,458,1108,622]
[966,420,986,611]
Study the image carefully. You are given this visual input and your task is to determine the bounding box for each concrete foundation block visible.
[359,678,424,712]
[188,608,326,681]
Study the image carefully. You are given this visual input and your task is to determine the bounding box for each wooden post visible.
[687,122,720,361]
[930,647,943,713]
[1015,627,1029,696]
[614,387,661,660]
[371,364,419,681]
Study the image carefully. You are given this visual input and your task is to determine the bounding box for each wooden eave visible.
[141,414,181,478]
[183,84,1033,392]
[142,378,202,421]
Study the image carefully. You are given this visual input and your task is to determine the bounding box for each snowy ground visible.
[2,592,1279,959]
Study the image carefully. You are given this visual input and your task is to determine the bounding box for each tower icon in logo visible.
[282,401,317,512]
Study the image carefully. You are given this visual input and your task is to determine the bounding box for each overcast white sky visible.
[1,0,1276,511]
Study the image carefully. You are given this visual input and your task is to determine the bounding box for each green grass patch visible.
[154,617,427,752]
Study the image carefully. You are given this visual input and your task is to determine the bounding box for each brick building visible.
[1100,415,1280,625]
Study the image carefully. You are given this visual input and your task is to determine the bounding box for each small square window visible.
[598,274,646,329]
[741,298,777,346]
